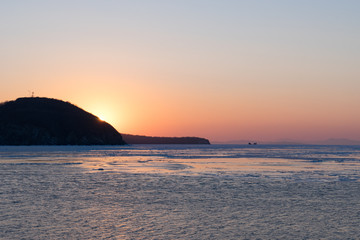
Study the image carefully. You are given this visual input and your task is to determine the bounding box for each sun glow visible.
[85,103,115,125]
[94,110,114,124]
[98,115,106,122]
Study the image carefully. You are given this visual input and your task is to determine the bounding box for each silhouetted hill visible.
[122,133,210,144]
[0,97,126,145]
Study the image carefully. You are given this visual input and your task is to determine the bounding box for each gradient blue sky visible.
[1,1,360,142]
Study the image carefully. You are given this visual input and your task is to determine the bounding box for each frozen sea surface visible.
[1,144,360,239]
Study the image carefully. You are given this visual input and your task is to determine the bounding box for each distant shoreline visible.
[121,134,210,145]
[213,139,360,145]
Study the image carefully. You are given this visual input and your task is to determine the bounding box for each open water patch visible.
[2,145,360,239]
[2,162,83,166]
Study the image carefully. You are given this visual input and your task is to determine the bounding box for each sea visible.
[1,144,360,239]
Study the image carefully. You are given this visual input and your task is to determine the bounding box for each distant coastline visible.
[121,133,210,145]
[213,138,360,145]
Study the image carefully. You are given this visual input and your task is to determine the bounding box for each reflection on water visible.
[1,144,360,181]
[1,145,360,239]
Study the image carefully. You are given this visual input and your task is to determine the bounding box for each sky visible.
[1,0,360,142]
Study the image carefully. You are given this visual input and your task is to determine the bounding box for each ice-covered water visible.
[1,144,360,239]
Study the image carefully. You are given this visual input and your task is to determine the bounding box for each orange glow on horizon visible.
[82,101,120,129]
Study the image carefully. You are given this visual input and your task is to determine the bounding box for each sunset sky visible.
[1,1,360,142]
